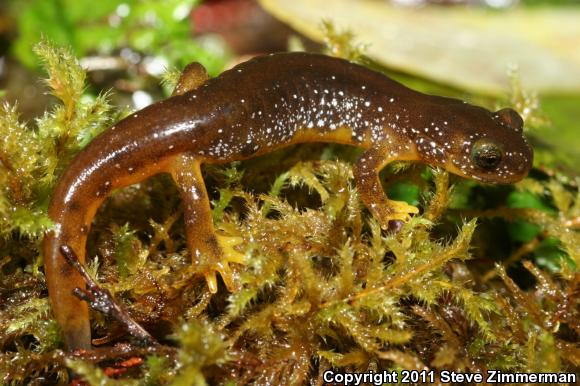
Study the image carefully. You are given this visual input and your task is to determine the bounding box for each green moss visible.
[320,20,366,63]
[0,40,578,385]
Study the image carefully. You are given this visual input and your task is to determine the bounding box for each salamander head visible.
[444,106,533,183]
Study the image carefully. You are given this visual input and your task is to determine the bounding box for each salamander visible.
[43,52,533,350]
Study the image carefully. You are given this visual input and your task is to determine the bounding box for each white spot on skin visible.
[191,186,200,200]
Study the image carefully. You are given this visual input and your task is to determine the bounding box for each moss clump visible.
[0,41,578,385]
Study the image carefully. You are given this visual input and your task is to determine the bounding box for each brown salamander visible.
[43,52,533,350]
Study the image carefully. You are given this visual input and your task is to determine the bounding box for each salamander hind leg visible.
[170,154,245,293]
[353,148,419,228]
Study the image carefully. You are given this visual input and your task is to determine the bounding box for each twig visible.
[67,342,176,363]
[60,245,157,346]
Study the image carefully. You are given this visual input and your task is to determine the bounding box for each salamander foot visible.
[371,200,419,229]
[202,234,245,293]
[387,200,419,223]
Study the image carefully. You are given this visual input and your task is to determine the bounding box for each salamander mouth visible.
[446,155,530,184]
[474,172,525,184]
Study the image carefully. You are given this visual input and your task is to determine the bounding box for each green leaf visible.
[508,219,542,243]
[387,182,420,206]
[507,190,555,213]
[533,237,575,272]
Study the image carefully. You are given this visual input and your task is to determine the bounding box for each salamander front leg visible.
[353,148,419,228]
[170,154,244,293]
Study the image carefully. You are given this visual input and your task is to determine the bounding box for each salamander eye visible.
[472,139,502,170]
